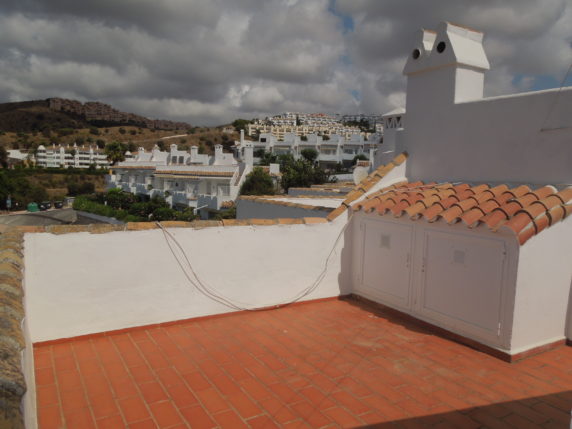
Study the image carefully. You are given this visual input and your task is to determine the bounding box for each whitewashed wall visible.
[511,218,572,353]
[401,87,572,185]
[24,221,351,342]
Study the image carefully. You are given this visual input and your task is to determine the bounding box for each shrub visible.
[240,167,275,196]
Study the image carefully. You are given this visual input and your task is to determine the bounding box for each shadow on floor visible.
[356,391,572,428]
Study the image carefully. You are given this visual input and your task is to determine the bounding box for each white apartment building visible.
[246,123,371,140]
[107,143,257,212]
[236,130,381,166]
[35,144,110,169]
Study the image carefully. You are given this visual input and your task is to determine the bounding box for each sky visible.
[0,0,571,126]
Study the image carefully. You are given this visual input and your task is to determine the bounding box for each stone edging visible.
[0,230,26,429]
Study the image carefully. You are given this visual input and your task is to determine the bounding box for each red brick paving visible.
[34,299,572,428]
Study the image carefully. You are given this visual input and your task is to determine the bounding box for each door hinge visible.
[498,322,502,336]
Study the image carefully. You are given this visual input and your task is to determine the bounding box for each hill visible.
[0,99,240,155]
[0,100,88,132]
[0,98,191,133]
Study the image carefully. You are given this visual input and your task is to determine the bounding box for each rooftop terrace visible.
[35,299,572,429]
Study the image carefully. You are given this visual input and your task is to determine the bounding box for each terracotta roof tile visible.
[331,152,408,220]
[355,182,572,245]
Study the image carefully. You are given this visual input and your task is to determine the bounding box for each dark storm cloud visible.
[0,0,570,124]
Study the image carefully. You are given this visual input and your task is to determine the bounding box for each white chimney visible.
[243,143,253,166]
[190,145,198,162]
[240,129,245,145]
[214,144,223,164]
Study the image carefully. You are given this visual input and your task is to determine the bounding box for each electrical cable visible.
[157,214,351,311]
[157,181,458,312]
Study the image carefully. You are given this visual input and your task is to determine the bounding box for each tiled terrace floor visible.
[35,299,572,428]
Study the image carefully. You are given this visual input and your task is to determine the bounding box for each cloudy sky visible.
[1,0,571,125]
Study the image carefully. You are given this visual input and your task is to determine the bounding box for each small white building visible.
[107,143,256,212]
[36,144,110,169]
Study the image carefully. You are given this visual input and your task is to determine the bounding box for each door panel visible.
[360,219,413,309]
[420,230,505,340]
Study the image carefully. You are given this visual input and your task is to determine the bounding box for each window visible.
[436,41,446,53]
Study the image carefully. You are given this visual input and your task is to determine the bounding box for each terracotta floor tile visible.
[60,389,89,415]
[139,381,168,404]
[103,361,130,379]
[78,359,105,378]
[37,383,60,408]
[196,387,229,415]
[90,392,120,420]
[179,405,216,428]
[330,390,370,415]
[96,414,126,429]
[222,362,252,382]
[34,300,572,429]
[290,400,332,428]
[240,377,273,402]
[212,409,249,429]
[130,364,155,384]
[298,386,336,411]
[110,375,140,400]
[37,404,63,429]
[149,400,184,428]
[54,355,77,373]
[57,369,83,392]
[155,367,181,389]
[34,349,54,369]
[183,371,211,391]
[324,406,363,427]
[259,397,298,424]
[35,366,56,386]
[227,390,262,419]
[247,414,280,429]
[128,419,158,429]
[65,407,96,429]
[167,383,199,409]
[118,396,151,423]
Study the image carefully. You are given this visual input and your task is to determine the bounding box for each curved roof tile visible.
[354,181,572,245]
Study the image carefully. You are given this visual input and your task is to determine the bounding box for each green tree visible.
[0,146,8,169]
[152,207,176,221]
[240,167,275,195]
[300,148,318,164]
[232,119,251,132]
[104,141,127,164]
[279,155,331,192]
[352,154,368,164]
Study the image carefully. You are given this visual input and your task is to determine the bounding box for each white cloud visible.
[0,0,570,124]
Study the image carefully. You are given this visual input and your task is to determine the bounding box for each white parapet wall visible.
[24,222,352,343]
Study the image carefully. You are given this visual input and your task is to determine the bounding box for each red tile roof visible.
[354,182,572,245]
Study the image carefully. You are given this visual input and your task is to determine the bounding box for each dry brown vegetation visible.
[0,125,239,155]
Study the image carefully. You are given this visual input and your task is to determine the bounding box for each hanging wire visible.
[156,181,459,312]
[156,215,351,312]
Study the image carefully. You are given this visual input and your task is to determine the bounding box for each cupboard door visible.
[420,230,505,343]
[360,219,414,310]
